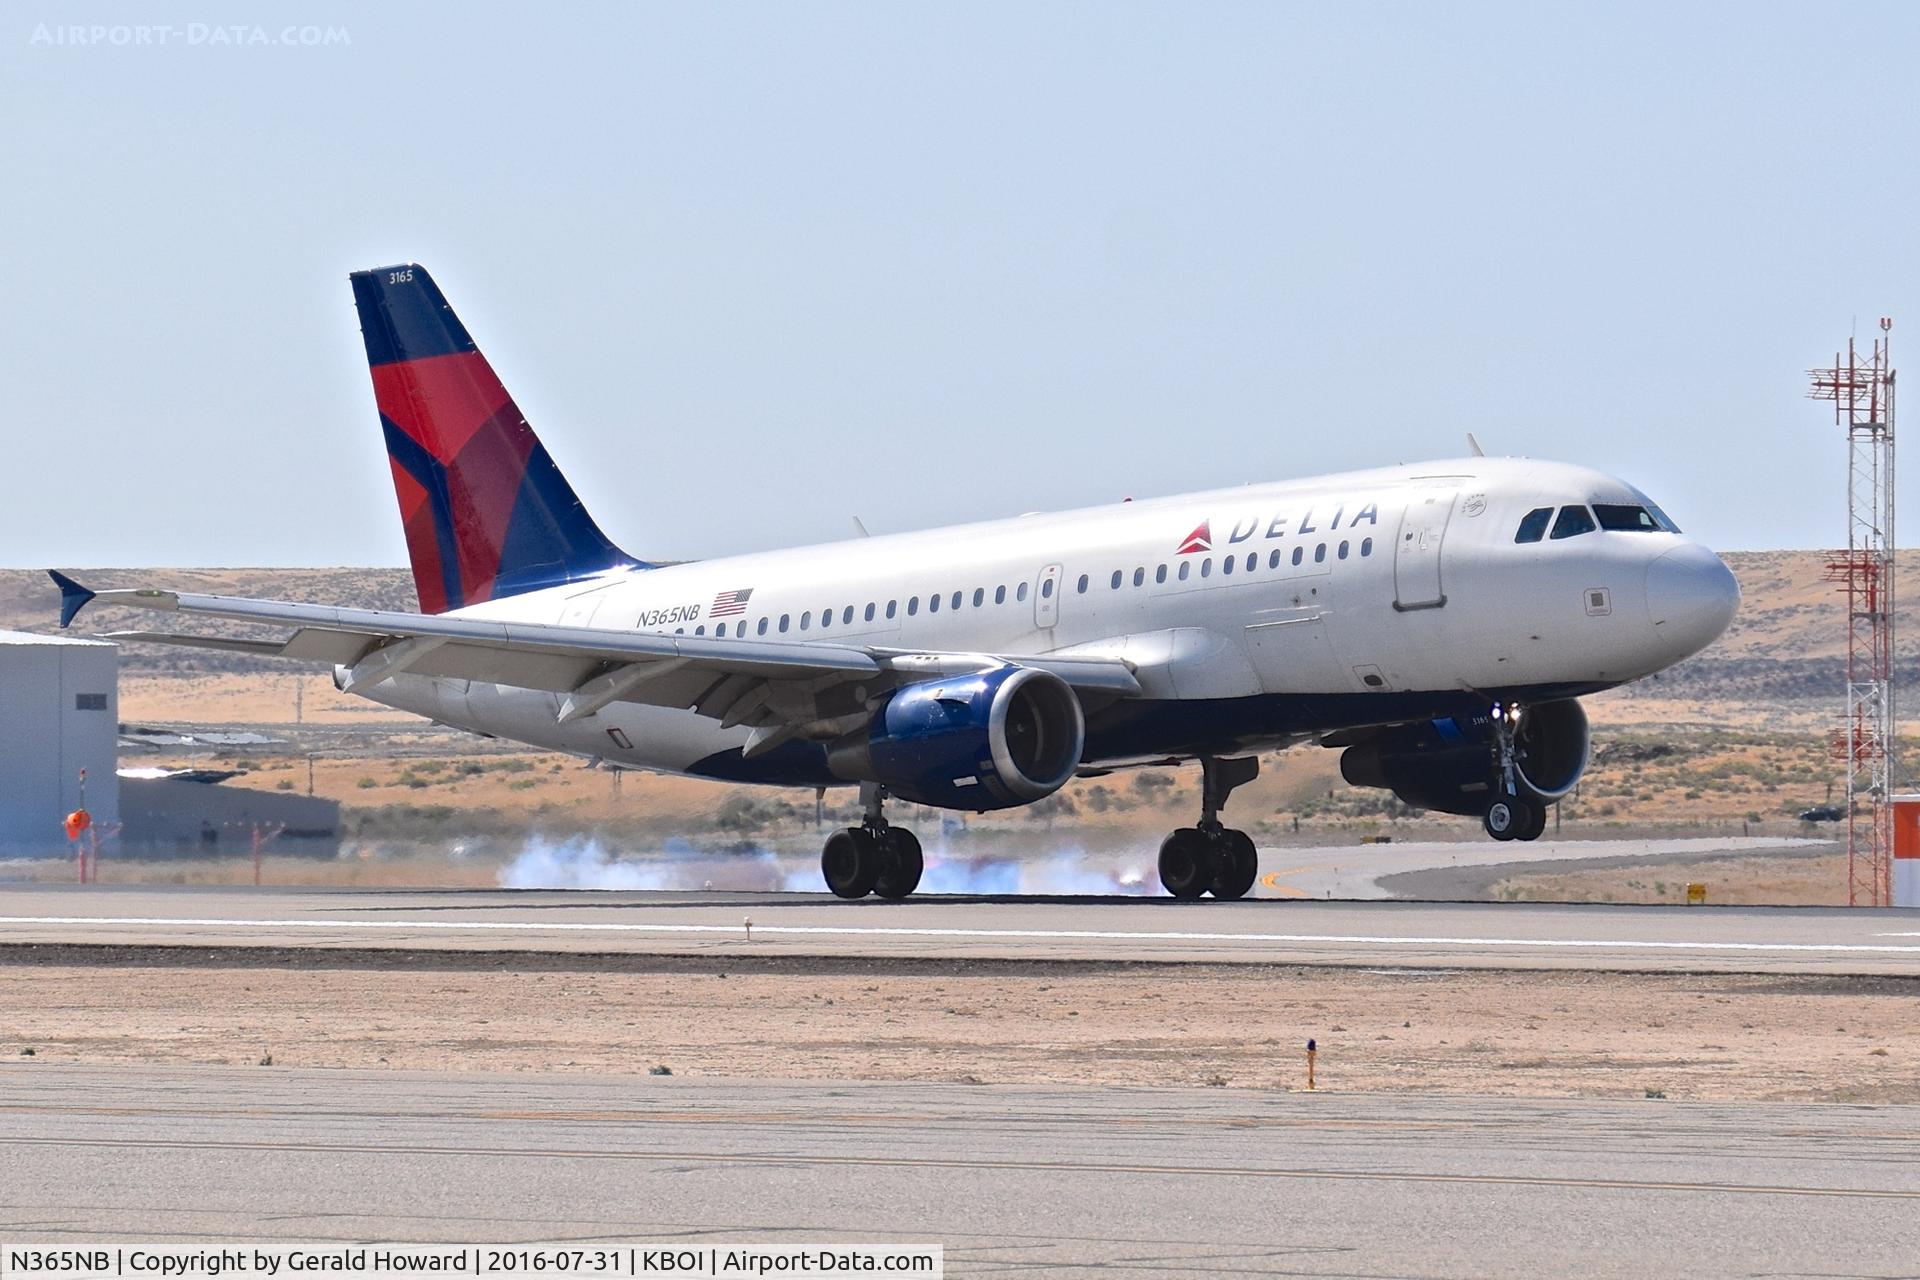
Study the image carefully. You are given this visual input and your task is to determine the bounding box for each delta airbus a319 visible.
[51,264,1740,900]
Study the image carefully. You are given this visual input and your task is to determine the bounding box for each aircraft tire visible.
[872,827,924,899]
[1159,828,1217,899]
[1515,798,1549,842]
[1209,829,1259,900]
[1483,796,1523,842]
[822,828,881,899]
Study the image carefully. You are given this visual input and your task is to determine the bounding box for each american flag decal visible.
[710,587,754,617]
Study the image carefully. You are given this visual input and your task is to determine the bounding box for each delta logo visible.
[1175,501,1381,554]
[1176,520,1212,555]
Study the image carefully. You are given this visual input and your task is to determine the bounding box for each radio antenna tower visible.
[1810,318,1896,906]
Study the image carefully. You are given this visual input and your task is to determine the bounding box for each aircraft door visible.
[1393,487,1456,611]
[1034,564,1062,629]
[559,583,617,628]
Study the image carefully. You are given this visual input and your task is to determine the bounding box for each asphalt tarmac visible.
[2,1064,1915,1277]
[3,882,1918,973]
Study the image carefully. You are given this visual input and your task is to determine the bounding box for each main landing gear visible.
[1158,755,1261,900]
[1482,701,1549,843]
[821,783,924,900]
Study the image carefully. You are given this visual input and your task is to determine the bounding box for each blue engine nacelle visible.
[1339,699,1589,816]
[827,666,1086,811]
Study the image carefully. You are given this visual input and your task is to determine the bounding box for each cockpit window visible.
[1641,499,1681,533]
[1550,505,1597,539]
[1514,507,1553,543]
[1593,503,1665,533]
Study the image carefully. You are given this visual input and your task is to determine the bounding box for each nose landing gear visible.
[1158,755,1262,900]
[822,783,924,899]
[1482,701,1549,842]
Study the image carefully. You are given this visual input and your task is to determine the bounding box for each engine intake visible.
[828,666,1085,811]
[1339,699,1590,815]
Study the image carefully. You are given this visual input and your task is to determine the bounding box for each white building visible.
[0,630,119,856]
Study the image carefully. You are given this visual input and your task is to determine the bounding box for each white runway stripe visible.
[2,915,1919,955]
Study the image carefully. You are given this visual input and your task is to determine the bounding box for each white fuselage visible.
[354,455,1737,787]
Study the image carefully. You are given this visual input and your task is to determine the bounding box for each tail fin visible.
[349,263,642,613]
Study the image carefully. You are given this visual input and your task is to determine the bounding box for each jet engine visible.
[1339,699,1590,816]
[828,665,1085,811]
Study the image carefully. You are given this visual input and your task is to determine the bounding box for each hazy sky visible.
[5,2,1918,569]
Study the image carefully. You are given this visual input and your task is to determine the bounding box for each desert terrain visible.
[3,947,1913,1103]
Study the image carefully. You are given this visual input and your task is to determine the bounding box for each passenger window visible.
[1077,574,1089,594]
[1179,561,1191,581]
[819,610,831,629]
[843,606,854,624]
[1314,544,1326,563]
[1020,582,1031,601]
[1110,571,1122,590]
[1338,541,1349,560]
[1039,579,1051,599]
[779,614,791,633]
[1156,564,1167,584]
[1550,505,1597,539]
[865,603,876,622]
[951,590,962,610]
[994,585,1006,604]
[1245,553,1256,572]
[1291,547,1303,566]
[1200,558,1213,578]
[696,625,706,636]
[1593,503,1662,533]
[715,623,725,637]
[800,611,811,630]
[908,597,919,616]
[1362,537,1373,556]
[973,588,984,607]
[1222,556,1234,576]
[757,618,769,636]
[886,600,897,618]
[1514,507,1553,543]
[929,593,941,613]
[1269,550,1281,569]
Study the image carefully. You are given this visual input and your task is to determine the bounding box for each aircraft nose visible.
[1644,543,1740,658]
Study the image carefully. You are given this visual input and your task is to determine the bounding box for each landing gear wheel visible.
[872,827,924,899]
[1483,797,1523,842]
[1515,798,1549,842]
[1159,828,1218,899]
[822,828,881,899]
[1209,829,1258,900]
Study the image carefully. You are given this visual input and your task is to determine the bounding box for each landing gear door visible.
[1034,564,1062,629]
[1393,487,1456,611]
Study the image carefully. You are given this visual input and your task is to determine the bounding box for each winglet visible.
[48,571,96,628]
[1467,432,1486,457]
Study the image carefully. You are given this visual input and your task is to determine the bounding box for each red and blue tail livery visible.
[349,263,642,613]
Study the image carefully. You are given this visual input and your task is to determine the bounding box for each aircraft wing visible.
[51,573,1139,753]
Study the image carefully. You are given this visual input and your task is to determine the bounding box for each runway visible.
[3,883,1919,973]
[2,1064,1916,1277]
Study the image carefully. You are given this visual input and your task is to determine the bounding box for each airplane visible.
[49,263,1740,901]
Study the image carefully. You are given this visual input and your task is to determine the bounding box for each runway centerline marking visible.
[2,915,1919,956]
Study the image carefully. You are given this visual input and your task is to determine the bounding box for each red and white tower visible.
[1810,319,1896,906]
